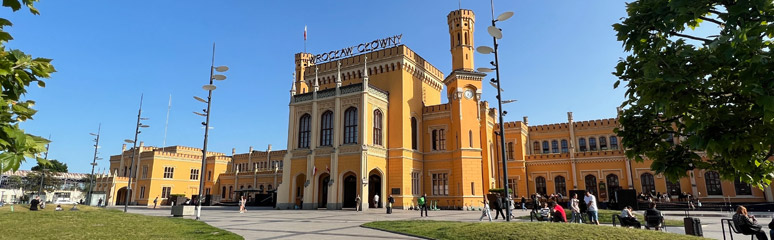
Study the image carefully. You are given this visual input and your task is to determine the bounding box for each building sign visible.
[312,34,402,64]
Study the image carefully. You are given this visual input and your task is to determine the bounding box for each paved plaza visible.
[112,205,769,239]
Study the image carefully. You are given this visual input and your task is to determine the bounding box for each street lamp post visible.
[87,124,102,205]
[124,95,149,213]
[194,43,228,220]
[476,0,514,221]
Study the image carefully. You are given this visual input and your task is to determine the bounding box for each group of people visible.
[525,192,600,225]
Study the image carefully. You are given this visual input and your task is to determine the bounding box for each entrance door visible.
[369,173,382,208]
[342,175,356,208]
[318,173,330,208]
[115,187,127,205]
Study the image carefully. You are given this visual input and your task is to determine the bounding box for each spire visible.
[313,66,319,91]
[290,72,297,95]
[363,55,369,86]
[336,60,342,87]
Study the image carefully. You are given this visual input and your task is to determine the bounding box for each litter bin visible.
[684,217,703,236]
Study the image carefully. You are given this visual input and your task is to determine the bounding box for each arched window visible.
[298,114,311,148]
[610,136,619,150]
[432,129,438,150]
[560,140,568,153]
[551,140,559,153]
[320,111,333,146]
[229,186,233,199]
[344,107,358,144]
[457,32,461,45]
[606,174,619,198]
[410,117,418,150]
[589,137,597,151]
[464,32,469,45]
[666,179,681,196]
[221,186,226,198]
[585,175,597,194]
[535,176,547,195]
[373,110,383,146]
[469,130,473,148]
[532,141,540,154]
[705,171,722,195]
[640,173,656,195]
[507,142,514,160]
[735,179,751,195]
[542,141,549,154]
[599,137,608,150]
[554,176,567,196]
[579,138,587,152]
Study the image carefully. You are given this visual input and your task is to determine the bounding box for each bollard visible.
[10,203,14,212]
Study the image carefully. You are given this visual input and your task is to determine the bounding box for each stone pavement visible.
[115,206,762,239]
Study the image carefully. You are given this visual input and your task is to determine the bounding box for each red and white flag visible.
[326,165,330,173]
[304,25,307,41]
[313,165,317,176]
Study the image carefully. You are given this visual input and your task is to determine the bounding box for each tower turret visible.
[294,53,314,94]
[447,9,475,71]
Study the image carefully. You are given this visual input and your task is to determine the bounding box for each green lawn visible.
[363,220,705,240]
[0,204,242,239]
[517,209,683,226]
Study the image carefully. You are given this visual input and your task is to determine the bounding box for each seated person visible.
[644,202,663,230]
[733,206,768,240]
[55,204,63,211]
[620,205,641,228]
[538,202,551,221]
[550,201,567,222]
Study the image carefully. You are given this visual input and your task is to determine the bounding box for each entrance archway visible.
[318,173,330,208]
[342,173,357,208]
[369,169,382,208]
[294,174,306,208]
[115,187,127,205]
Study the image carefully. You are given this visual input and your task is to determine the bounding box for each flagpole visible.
[304,25,307,53]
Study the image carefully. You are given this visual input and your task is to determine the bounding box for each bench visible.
[721,218,754,240]
[612,214,639,228]
[644,215,666,231]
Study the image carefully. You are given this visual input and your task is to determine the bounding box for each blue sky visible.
[5,0,630,173]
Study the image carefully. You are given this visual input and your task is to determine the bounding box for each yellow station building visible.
[96,8,774,208]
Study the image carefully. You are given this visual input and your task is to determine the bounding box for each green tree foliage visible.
[31,159,67,173]
[612,0,774,187]
[23,171,62,192]
[0,0,55,173]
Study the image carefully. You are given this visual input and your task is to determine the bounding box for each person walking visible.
[570,193,583,223]
[521,196,526,211]
[479,199,492,222]
[373,194,380,209]
[584,192,599,225]
[29,196,40,211]
[493,193,505,220]
[239,196,247,213]
[507,196,516,219]
[355,195,361,212]
[387,195,394,214]
[153,196,159,209]
[419,194,428,217]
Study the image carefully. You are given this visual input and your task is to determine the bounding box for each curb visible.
[359,224,435,240]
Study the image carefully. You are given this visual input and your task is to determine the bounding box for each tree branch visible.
[670,31,712,42]
[699,17,724,27]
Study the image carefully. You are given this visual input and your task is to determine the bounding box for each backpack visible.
[418,197,425,205]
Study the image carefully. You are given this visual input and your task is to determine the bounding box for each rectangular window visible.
[139,186,146,199]
[141,165,148,179]
[163,167,174,179]
[431,173,449,196]
[208,171,212,181]
[190,169,199,180]
[412,172,421,195]
[439,129,446,150]
[161,187,171,198]
[507,179,518,197]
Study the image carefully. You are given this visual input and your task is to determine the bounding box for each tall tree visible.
[31,159,67,173]
[0,0,55,173]
[613,0,774,186]
[23,171,61,192]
